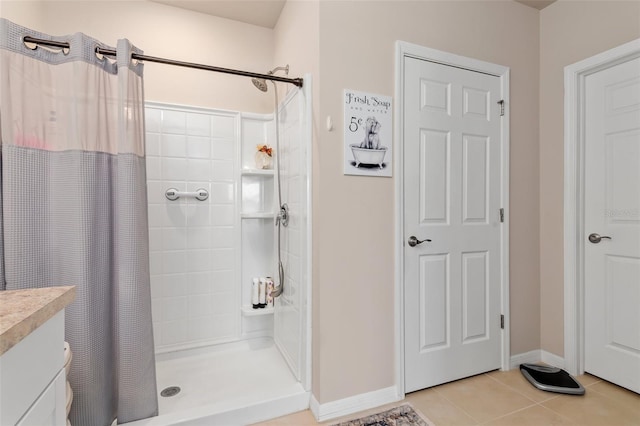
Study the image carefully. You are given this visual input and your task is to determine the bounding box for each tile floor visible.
[255,369,640,425]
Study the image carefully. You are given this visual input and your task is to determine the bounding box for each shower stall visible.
[127,77,312,425]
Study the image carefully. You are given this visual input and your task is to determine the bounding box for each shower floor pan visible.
[122,338,309,425]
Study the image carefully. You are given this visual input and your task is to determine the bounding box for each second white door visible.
[584,55,640,394]
[403,57,503,392]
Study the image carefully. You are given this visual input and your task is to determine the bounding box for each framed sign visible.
[344,89,393,177]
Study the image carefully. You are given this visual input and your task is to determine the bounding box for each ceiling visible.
[149,0,556,29]
[149,0,287,29]
[513,0,557,10]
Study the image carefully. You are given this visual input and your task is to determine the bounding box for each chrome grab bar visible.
[165,188,209,201]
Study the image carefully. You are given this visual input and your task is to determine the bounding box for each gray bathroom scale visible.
[520,364,585,395]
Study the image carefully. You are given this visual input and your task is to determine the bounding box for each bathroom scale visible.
[520,364,585,395]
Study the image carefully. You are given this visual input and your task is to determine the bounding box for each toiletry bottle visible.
[266,277,274,308]
[258,277,267,308]
[252,278,260,309]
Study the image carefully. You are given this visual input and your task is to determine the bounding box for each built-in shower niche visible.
[240,114,277,334]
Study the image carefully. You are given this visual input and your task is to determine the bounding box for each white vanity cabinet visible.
[0,287,75,426]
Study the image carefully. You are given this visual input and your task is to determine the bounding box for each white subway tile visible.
[211,270,234,293]
[145,108,162,133]
[188,249,211,273]
[161,158,187,181]
[162,296,188,321]
[211,161,234,182]
[187,227,211,249]
[162,273,188,297]
[150,275,163,298]
[187,159,212,181]
[146,133,161,156]
[162,251,186,274]
[147,181,165,204]
[146,156,161,180]
[211,140,234,161]
[147,204,163,228]
[162,110,186,134]
[211,249,234,271]
[212,292,235,315]
[187,318,215,341]
[188,272,212,294]
[149,252,162,275]
[162,320,188,345]
[162,227,186,251]
[151,298,162,321]
[186,113,211,137]
[211,227,234,249]
[210,183,234,204]
[188,294,214,317]
[152,322,161,347]
[161,134,187,158]
[187,136,211,159]
[210,205,235,226]
[211,115,236,138]
[148,228,162,251]
[163,205,187,227]
[185,203,211,227]
[211,314,235,337]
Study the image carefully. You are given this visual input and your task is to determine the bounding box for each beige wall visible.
[1,1,42,28]
[2,1,275,113]
[315,1,540,403]
[539,0,640,356]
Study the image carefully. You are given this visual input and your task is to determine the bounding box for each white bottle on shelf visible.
[258,277,267,308]
[252,278,260,309]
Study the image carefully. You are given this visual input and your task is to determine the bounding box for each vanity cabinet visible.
[0,287,75,426]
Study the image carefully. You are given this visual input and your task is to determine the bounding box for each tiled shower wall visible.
[145,104,239,352]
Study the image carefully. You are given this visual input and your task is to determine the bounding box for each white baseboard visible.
[510,350,565,370]
[310,386,401,422]
[509,350,541,369]
[541,350,565,369]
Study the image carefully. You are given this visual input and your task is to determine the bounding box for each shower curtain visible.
[0,19,158,425]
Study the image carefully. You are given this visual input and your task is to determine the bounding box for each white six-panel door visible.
[403,57,503,392]
[584,56,640,393]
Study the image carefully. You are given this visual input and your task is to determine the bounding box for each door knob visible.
[588,233,612,244]
[408,236,431,247]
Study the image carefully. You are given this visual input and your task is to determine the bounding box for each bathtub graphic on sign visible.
[344,90,392,177]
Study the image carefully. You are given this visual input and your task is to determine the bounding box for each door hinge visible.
[500,314,504,329]
[499,208,505,223]
[497,100,505,116]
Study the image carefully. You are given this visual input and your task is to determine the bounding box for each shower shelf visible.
[241,169,274,176]
[241,306,274,316]
[241,212,274,219]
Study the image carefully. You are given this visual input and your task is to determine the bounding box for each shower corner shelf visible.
[241,168,275,176]
[241,306,274,316]
[241,212,275,219]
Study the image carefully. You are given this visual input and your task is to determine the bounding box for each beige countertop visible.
[0,286,75,356]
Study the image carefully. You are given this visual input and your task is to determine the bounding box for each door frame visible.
[394,41,511,397]
[563,38,640,376]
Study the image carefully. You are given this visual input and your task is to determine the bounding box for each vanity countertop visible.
[0,286,75,356]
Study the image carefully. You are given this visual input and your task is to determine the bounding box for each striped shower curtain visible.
[0,19,158,425]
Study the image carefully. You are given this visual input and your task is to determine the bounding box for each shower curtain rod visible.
[22,36,304,88]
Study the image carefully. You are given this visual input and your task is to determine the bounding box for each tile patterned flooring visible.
[256,369,640,425]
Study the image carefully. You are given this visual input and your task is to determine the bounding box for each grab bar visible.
[165,188,209,201]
